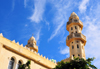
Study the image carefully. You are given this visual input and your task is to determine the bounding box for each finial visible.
[32,34,34,36]
[71,12,77,16]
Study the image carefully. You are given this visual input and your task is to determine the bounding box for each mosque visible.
[0,12,86,69]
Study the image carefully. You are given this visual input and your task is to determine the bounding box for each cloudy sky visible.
[0,0,100,68]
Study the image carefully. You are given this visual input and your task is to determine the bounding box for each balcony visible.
[66,33,86,46]
[27,44,38,52]
[66,19,83,31]
[33,45,38,52]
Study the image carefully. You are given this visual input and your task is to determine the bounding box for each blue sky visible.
[0,0,100,68]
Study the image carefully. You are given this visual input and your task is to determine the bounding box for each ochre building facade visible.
[63,12,86,62]
[0,12,86,69]
[0,34,56,69]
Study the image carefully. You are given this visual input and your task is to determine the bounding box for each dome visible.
[70,12,77,16]
[29,36,35,40]
[69,12,79,19]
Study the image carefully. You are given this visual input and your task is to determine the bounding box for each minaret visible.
[66,12,86,59]
[26,36,38,52]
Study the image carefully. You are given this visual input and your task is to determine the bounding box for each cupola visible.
[26,36,38,52]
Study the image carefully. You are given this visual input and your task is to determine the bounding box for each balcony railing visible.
[67,33,86,41]
[67,19,83,26]
[27,44,38,52]
[34,45,38,51]
[66,33,86,46]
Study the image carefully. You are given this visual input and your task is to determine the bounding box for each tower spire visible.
[70,12,77,16]
[26,36,38,52]
[32,34,34,36]
[66,12,86,59]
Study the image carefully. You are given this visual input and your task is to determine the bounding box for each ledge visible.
[66,33,86,46]
[66,19,83,31]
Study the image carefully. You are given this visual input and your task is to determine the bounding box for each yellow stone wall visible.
[69,40,85,59]
[0,34,56,69]
[66,12,86,59]
[68,25,85,59]
[69,25,82,35]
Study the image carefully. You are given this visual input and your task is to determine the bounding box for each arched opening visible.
[70,18,72,21]
[75,26,77,29]
[73,54,75,57]
[72,45,74,49]
[8,57,15,69]
[17,60,22,69]
[71,27,73,30]
[77,45,79,48]
[74,19,78,22]
[78,54,80,56]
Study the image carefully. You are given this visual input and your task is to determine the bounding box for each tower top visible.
[29,36,35,41]
[26,36,38,52]
[70,12,79,19]
[66,12,86,59]
[66,12,83,31]
[70,12,77,16]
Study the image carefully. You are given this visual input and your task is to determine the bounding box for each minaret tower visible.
[26,36,38,52]
[66,12,86,59]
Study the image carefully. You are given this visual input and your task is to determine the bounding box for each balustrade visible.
[67,33,86,41]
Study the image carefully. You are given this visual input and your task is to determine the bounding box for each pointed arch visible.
[8,57,16,69]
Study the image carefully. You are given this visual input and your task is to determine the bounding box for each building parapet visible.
[0,33,57,68]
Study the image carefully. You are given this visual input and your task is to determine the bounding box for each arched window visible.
[70,18,72,21]
[77,45,79,48]
[72,45,74,49]
[74,20,78,22]
[71,27,73,30]
[78,54,80,56]
[73,54,75,57]
[8,57,15,69]
[75,26,77,29]
[17,60,22,69]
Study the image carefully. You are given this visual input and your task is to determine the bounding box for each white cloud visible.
[29,0,46,23]
[45,21,49,26]
[60,47,69,55]
[57,1,100,68]
[35,29,40,42]
[81,3,100,68]
[24,0,27,8]
[48,0,72,41]
[48,20,64,41]
[79,0,89,13]
[25,24,28,27]
[34,28,41,46]
[45,20,50,31]
[12,0,15,11]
